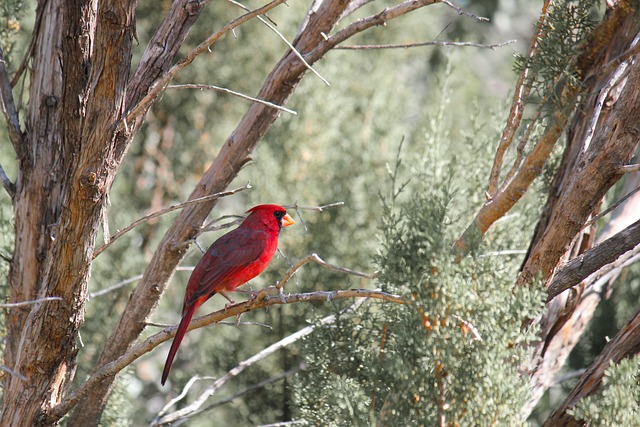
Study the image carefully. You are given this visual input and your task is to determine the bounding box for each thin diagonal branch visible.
[305,0,440,62]
[441,0,490,22]
[0,296,63,308]
[228,0,330,86]
[487,0,550,195]
[93,183,251,259]
[124,0,289,127]
[0,47,24,160]
[547,219,640,301]
[0,162,15,199]
[167,84,297,115]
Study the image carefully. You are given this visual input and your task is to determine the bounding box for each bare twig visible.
[277,253,377,292]
[283,201,344,211]
[0,365,26,381]
[284,201,344,231]
[145,319,272,329]
[227,0,330,86]
[124,0,289,127]
[88,267,194,299]
[0,296,62,309]
[335,40,516,50]
[153,304,364,426]
[198,364,303,414]
[620,163,640,173]
[167,84,297,115]
[579,185,640,233]
[0,47,24,161]
[49,288,403,423]
[487,0,551,195]
[0,163,15,199]
[452,314,482,341]
[547,219,640,301]
[305,0,440,62]
[440,0,490,22]
[93,184,251,259]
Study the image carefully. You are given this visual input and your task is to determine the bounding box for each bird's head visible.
[246,204,295,232]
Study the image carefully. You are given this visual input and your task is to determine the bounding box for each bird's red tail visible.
[161,301,200,386]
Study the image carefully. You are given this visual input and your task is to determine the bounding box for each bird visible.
[161,204,294,385]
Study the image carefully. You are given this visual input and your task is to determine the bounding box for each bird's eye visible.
[273,210,285,220]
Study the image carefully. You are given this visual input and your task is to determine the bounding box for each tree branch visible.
[487,0,550,197]
[0,162,15,200]
[304,0,440,62]
[543,308,640,426]
[0,296,63,308]
[124,0,289,127]
[93,183,251,258]
[167,84,297,115]
[453,1,638,258]
[46,287,403,423]
[228,0,330,86]
[0,46,24,161]
[335,40,517,50]
[547,219,640,301]
[152,308,352,426]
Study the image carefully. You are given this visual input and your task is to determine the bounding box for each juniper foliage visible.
[292,145,546,425]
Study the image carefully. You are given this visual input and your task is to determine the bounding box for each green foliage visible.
[292,132,546,425]
[513,0,599,108]
[568,357,640,427]
[0,0,25,54]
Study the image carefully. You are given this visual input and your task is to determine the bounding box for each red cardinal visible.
[161,204,294,385]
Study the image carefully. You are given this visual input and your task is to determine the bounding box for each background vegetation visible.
[0,0,638,426]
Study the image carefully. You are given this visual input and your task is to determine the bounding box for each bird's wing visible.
[185,228,269,306]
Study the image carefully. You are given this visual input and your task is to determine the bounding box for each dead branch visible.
[0,296,63,309]
[0,47,24,160]
[228,0,330,86]
[167,84,297,114]
[124,0,289,127]
[440,0,489,22]
[453,1,637,258]
[542,308,640,426]
[307,0,440,60]
[334,40,517,50]
[93,184,251,259]
[547,219,640,300]
[0,163,15,200]
[487,0,550,195]
[47,287,403,424]
[620,163,640,173]
[151,308,355,426]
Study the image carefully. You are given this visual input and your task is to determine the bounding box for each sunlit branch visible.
[335,40,516,50]
[167,84,297,115]
[228,0,330,86]
[0,296,62,308]
[487,0,550,195]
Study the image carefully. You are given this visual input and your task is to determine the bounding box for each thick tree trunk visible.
[2,1,135,424]
[521,10,640,416]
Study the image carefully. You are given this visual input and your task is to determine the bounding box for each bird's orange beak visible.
[281,213,295,227]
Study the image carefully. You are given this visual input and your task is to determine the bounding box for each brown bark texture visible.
[521,8,640,418]
[0,0,439,425]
